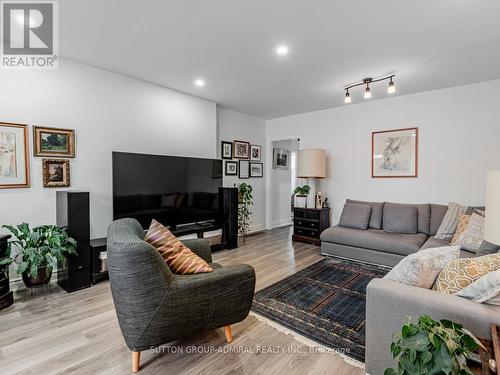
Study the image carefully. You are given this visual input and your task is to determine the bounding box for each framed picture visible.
[238,160,249,179]
[225,160,238,176]
[250,162,263,178]
[372,127,418,178]
[221,141,233,159]
[0,122,30,189]
[34,126,75,158]
[43,159,70,187]
[273,148,290,170]
[250,144,261,161]
[233,140,250,159]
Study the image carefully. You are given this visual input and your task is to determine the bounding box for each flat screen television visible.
[112,152,223,229]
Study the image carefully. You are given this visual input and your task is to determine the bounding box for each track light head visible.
[388,77,396,94]
[364,84,371,99]
[344,90,351,104]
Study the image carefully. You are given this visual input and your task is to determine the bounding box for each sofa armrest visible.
[181,238,212,263]
[365,278,500,375]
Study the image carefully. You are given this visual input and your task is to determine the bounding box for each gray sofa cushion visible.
[339,203,372,230]
[430,204,450,236]
[346,199,384,229]
[420,236,450,250]
[320,225,427,256]
[416,204,431,235]
[477,240,500,255]
[383,203,418,234]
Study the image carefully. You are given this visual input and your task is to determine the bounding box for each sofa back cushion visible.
[346,199,384,229]
[430,204,448,236]
[383,203,418,234]
[339,203,372,230]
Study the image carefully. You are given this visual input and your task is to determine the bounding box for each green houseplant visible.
[236,183,253,242]
[292,185,310,208]
[385,315,484,375]
[0,224,77,287]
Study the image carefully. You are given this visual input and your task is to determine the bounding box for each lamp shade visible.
[485,170,500,246]
[298,149,326,178]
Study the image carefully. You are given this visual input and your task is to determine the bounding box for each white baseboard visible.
[271,218,292,229]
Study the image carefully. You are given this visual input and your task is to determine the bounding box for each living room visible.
[1,1,500,375]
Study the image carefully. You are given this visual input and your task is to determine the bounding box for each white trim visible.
[271,218,292,229]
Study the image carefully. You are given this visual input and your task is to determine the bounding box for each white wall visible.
[267,79,500,225]
[217,107,266,233]
[0,59,217,238]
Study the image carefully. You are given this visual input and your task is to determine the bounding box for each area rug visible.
[251,257,390,362]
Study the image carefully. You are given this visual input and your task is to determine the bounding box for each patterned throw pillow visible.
[450,214,471,245]
[456,213,485,252]
[464,206,485,217]
[434,202,466,240]
[455,269,500,305]
[433,253,500,294]
[384,246,460,289]
[145,219,213,274]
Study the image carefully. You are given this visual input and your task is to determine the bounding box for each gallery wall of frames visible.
[221,140,263,179]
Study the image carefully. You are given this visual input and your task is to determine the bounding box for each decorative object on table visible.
[292,207,330,246]
[315,192,324,209]
[385,315,484,375]
[298,149,327,208]
[221,141,233,159]
[225,160,238,176]
[322,197,329,208]
[233,140,250,159]
[250,144,261,161]
[42,158,70,187]
[0,122,30,189]
[0,224,76,291]
[0,235,13,311]
[249,162,263,177]
[273,148,289,169]
[238,160,249,179]
[292,184,310,208]
[252,257,389,362]
[33,126,75,158]
[236,182,253,242]
[485,170,500,248]
[372,127,418,178]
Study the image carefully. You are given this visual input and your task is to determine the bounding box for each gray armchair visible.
[107,218,256,372]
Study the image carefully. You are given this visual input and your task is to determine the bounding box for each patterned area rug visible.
[252,257,390,362]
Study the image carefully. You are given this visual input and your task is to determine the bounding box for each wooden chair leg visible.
[132,351,141,373]
[224,325,233,343]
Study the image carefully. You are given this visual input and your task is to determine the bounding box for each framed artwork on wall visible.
[43,159,70,187]
[273,148,289,170]
[250,162,263,177]
[0,122,30,189]
[34,126,75,158]
[225,160,238,176]
[250,144,261,161]
[233,140,250,159]
[221,141,233,159]
[372,127,418,178]
[238,160,249,179]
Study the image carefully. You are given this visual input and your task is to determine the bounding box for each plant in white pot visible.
[0,224,77,287]
[293,185,310,208]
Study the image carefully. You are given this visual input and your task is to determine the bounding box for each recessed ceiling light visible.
[276,45,289,56]
[194,79,205,87]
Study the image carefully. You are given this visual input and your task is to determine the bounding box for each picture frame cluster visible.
[221,140,263,179]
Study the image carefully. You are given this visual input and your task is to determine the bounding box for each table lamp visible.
[297,149,327,209]
[485,170,500,246]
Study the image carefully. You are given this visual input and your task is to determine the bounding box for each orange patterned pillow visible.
[145,219,213,274]
[451,214,471,245]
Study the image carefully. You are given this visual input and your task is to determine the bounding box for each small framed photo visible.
[238,160,249,179]
[43,159,70,188]
[0,122,30,189]
[250,145,261,161]
[250,162,263,178]
[233,140,250,159]
[221,141,233,159]
[225,160,238,176]
[34,126,75,158]
[273,148,289,170]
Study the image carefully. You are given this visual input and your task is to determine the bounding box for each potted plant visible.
[292,185,310,208]
[385,315,484,375]
[0,224,77,287]
[236,183,253,242]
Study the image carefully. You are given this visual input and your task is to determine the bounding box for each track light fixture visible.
[344,74,396,104]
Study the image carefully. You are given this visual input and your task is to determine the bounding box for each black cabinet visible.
[0,235,13,310]
[90,238,108,284]
[292,207,330,246]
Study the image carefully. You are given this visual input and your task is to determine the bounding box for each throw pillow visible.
[434,202,466,240]
[455,269,500,305]
[477,240,500,256]
[450,214,471,245]
[384,246,460,289]
[145,219,213,274]
[465,206,485,217]
[382,203,418,234]
[456,213,485,252]
[433,253,500,294]
[338,203,372,230]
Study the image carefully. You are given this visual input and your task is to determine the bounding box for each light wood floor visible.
[0,227,364,375]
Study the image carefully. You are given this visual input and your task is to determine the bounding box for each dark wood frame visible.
[238,160,249,179]
[34,126,75,158]
[225,160,238,176]
[233,140,250,159]
[43,158,70,187]
[371,127,418,178]
[0,122,30,189]
[221,141,233,159]
[250,144,261,161]
[249,162,263,178]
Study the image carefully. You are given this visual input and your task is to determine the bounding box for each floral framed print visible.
[225,160,238,176]
[43,159,70,187]
[0,122,30,189]
[250,144,261,161]
[250,162,263,178]
[34,126,75,158]
[221,141,233,159]
[372,127,418,178]
[233,140,250,159]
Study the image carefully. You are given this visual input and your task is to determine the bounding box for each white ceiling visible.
[60,0,500,119]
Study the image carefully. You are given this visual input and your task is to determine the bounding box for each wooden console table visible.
[292,207,330,246]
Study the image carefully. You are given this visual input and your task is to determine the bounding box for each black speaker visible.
[56,191,91,292]
[0,235,13,310]
[219,187,238,249]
